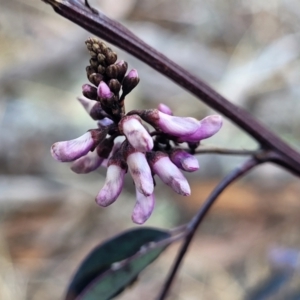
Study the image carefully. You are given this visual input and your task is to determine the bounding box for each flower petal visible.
[97,81,113,99]
[70,151,104,174]
[158,103,173,115]
[132,189,155,224]
[178,115,223,143]
[170,149,199,172]
[139,109,199,137]
[127,152,154,196]
[77,96,109,121]
[51,132,95,162]
[120,115,153,152]
[95,164,126,207]
[148,152,191,196]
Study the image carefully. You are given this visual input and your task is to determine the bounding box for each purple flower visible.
[51,129,106,162]
[132,188,155,225]
[96,161,126,207]
[97,118,114,127]
[119,115,153,152]
[124,144,154,196]
[97,81,114,100]
[170,149,199,172]
[126,69,138,79]
[147,152,191,196]
[82,84,97,100]
[139,109,199,137]
[50,38,224,224]
[158,103,173,115]
[70,151,105,174]
[77,96,109,121]
[177,115,223,143]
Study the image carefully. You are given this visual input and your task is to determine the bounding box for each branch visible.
[41,0,300,175]
[193,147,261,156]
[157,156,261,300]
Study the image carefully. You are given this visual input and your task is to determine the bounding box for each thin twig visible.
[40,0,300,174]
[157,156,261,300]
[193,147,261,156]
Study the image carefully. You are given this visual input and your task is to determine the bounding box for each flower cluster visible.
[50,38,223,224]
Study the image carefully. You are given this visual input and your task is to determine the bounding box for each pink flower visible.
[119,115,153,152]
[169,149,199,172]
[82,83,97,100]
[147,152,191,196]
[50,129,106,162]
[124,143,154,196]
[97,81,114,100]
[70,151,105,174]
[139,109,199,137]
[132,188,155,225]
[96,161,126,207]
[77,96,109,121]
[177,115,223,143]
[158,103,173,115]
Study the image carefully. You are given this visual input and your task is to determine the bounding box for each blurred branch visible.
[157,156,262,300]
[40,0,300,175]
[193,146,261,156]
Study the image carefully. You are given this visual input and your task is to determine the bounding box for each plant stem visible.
[194,147,261,156]
[157,157,260,300]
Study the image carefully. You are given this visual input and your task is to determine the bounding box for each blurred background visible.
[1,0,300,299]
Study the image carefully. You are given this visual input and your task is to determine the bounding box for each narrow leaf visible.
[65,227,171,300]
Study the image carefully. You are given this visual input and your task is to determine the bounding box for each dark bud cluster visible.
[84,38,139,121]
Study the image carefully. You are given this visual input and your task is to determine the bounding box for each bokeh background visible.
[1,0,300,299]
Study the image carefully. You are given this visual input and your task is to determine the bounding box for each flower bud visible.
[123,143,154,196]
[88,73,103,86]
[96,138,114,159]
[97,81,113,100]
[51,129,107,162]
[77,97,109,121]
[70,150,104,174]
[132,189,155,224]
[147,152,191,196]
[119,115,153,152]
[139,109,199,137]
[96,157,126,207]
[97,117,114,127]
[169,149,199,172]
[105,51,118,65]
[108,79,121,95]
[177,115,223,143]
[122,69,140,96]
[82,84,97,100]
[158,103,172,115]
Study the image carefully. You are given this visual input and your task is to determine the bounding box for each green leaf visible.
[65,227,171,300]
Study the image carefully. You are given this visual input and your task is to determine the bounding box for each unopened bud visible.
[122,69,140,96]
[86,65,96,76]
[82,84,97,100]
[97,65,106,75]
[115,60,128,81]
[105,51,118,65]
[97,138,114,158]
[89,58,98,69]
[97,53,106,65]
[97,81,114,100]
[106,64,119,79]
[108,79,121,95]
[88,73,103,86]
[147,151,191,196]
[89,51,97,59]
